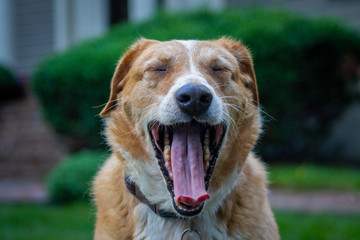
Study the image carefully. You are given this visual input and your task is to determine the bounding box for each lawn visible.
[277,211,360,240]
[0,203,95,240]
[268,164,360,191]
[1,203,360,240]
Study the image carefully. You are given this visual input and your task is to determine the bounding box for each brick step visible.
[0,85,67,180]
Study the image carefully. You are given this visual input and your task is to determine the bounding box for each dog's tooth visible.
[203,128,210,161]
[205,162,210,172]
[165,161,172,172]
[169,172,173,179]
[204,128,209,146]
[164,129,170,145]
[164,145,171,161]
[174,197,180,206]
[163,129,172,161]
[204,146,210,161]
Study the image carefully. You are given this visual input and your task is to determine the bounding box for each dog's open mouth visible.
[149,120,226,216]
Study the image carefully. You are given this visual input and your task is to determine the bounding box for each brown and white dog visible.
[94,37,279,240]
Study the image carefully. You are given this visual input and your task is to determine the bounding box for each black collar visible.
[124,172,178,218]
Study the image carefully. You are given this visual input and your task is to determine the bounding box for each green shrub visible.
[33,9,360,161]
[0,65,21,101]
[47,150,108,203]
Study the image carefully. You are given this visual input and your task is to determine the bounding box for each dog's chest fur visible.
[133,204,243,240]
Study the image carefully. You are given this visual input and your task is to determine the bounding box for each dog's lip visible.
[148,120,226,216]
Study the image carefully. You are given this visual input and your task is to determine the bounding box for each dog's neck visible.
[132,203,243,240]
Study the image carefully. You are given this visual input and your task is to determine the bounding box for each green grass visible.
[269,164,360,191]
[1,203,360,240]
[277,211,360,240]
[0,203,95,240]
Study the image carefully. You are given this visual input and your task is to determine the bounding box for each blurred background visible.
[1,0,360,239]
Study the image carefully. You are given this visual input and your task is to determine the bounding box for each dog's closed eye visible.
[154,66,169,72]
[210,66,224,72]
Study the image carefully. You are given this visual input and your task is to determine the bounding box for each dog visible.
[93,37,279,240]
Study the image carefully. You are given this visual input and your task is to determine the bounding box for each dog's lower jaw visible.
[203,164,239,213]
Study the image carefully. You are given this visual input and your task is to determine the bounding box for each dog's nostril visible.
[175,83,213,116]
[177,94,191,104]
[200,93,212,104]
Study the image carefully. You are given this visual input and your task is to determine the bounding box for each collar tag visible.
[181,220,202,240]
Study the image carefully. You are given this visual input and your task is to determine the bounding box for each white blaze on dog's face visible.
[100,38,261,217]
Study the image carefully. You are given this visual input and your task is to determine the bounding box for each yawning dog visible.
[94,37,279,239]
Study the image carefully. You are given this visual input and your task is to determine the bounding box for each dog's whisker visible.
[245,101,276,121]
[222,110,239,133]
[148,121,157,131]
[93,99,119,109]
[224,103,247,121]
[221,95,275,122]
[212,82,230,91]
[100,102,120,114]
[225,95,276,121]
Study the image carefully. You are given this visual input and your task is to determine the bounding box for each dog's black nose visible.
[175,83,213,116]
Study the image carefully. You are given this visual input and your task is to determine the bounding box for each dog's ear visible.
[100,38,158,116]
[217,37,259,106]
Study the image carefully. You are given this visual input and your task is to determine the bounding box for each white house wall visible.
[72,0,108,44]
[128,0,158,22]
[0,0,14,68]
[54,0,71,51]
[13,0,54,75]
[165,0,225,12]
[54,0,108,51]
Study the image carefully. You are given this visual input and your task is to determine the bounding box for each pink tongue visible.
[171,124,210,206]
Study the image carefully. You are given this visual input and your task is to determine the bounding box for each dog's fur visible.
[93,38,279,240]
